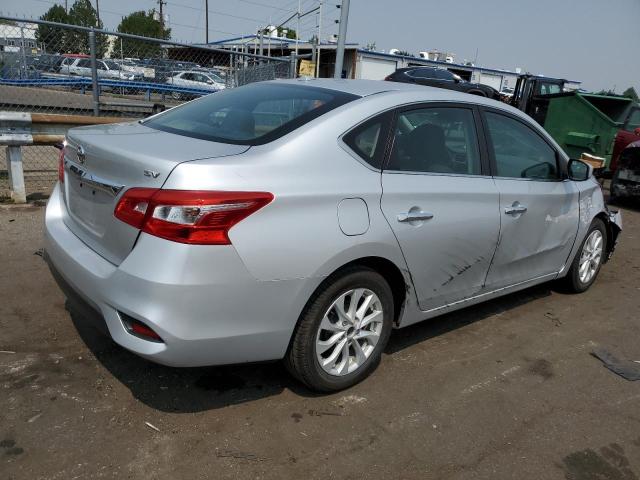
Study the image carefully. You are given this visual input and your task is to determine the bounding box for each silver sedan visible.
[45,79,622,391]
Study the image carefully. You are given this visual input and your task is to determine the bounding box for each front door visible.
[380,104,500,311]
[481,109,580,289]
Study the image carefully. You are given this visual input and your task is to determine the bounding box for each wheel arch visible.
[594,210,621,262]
[296,256,410,333]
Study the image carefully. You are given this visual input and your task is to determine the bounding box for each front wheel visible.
[285,267,394,392]
[562,219,607,293]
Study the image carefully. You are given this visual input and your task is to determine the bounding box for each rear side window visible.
[343,113,390,169]
[408,68,437,79]
[484,112,559,180]
[145,83,358,145]
[387,107,482,175]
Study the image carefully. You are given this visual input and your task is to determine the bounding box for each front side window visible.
[625,108,640,132]
[145,82,358,145]
[387,107,482,175]
[485,111,559,180]
[435,69,454,80]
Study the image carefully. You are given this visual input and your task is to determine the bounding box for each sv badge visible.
[144,169,161,179]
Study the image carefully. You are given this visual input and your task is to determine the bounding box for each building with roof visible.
[168,34,581,92]
[0,23,40,54]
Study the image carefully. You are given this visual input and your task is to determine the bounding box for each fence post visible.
[5,146,26,203]
[89,29,100,116]
[289,53,297,79]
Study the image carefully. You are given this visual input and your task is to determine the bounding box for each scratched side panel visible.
[380,173,500,311]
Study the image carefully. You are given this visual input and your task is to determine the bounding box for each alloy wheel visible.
[315,288,384,376]
[578,230,603,284]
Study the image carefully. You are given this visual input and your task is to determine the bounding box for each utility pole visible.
[64,0,68,13]
[334,0,350,79]
[316,1,322,78]
[95,0,100,26]
[158,0,166,28]
[295,0,300,57]
[205,0,209,43]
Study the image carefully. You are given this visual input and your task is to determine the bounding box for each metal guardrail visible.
[0,75,224,100]
[1,111,131,202]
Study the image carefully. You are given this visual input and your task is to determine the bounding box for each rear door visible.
[380,103,500,311]
[481,108,580,289]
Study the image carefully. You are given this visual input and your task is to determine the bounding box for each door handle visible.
[397,211,434,223]
[504,204,527,215]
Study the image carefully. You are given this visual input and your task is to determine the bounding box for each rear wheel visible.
[285,267,394,392]
[562,219,607,293]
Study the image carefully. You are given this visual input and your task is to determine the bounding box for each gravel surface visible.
[1,200,639,480]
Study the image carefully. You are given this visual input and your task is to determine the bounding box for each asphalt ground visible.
[1,198,639,480]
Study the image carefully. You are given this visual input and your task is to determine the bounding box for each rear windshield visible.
[144,82,358,145]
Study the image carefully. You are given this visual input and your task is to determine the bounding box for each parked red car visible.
[610,106,640,173]
[610,139,640,201]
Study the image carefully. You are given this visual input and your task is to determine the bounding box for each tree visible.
[622,87,639,102]
[595,89,618,96]
[116,10,171,59]
[36,4,70,54]
[66,0,107,56]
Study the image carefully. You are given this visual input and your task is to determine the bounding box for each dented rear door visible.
[380,104,500,311]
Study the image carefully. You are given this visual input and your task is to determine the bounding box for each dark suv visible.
[385,67,500,99]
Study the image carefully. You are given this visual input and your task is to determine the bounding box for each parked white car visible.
[60,57,141,81]
[115,59,154,79]
[166,70,226,99]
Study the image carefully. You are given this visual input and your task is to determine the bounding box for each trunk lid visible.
[61,121,249,265]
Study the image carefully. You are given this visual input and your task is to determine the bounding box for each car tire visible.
[285,267,394,392]
[562,218,607,293]
[609,177,619,204]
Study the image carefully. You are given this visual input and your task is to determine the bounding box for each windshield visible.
[208,72,224,83]
[103,60,121,70]
[144,82,358,145]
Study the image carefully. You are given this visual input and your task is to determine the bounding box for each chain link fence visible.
[0,16,294,200]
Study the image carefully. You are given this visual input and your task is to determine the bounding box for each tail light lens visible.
[114,189,273,245]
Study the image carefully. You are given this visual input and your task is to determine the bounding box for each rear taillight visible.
[114,189,273,245]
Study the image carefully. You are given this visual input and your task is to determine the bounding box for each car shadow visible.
[385,284,552,354]
[69,309,306,413]
[70,284,553,413]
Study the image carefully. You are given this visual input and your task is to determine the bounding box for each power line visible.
[164,0,267,24]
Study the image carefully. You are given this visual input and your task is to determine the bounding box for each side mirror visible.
[567,159,592,181]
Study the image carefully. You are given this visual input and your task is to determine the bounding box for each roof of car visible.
[273,78,432,97]
[271,78,534,121]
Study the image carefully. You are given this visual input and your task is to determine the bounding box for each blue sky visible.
[2,0,639,92]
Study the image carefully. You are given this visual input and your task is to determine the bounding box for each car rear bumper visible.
[44,183,312,367]
[612,179,640,198]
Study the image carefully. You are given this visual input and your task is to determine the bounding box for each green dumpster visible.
[542,93,635,168]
